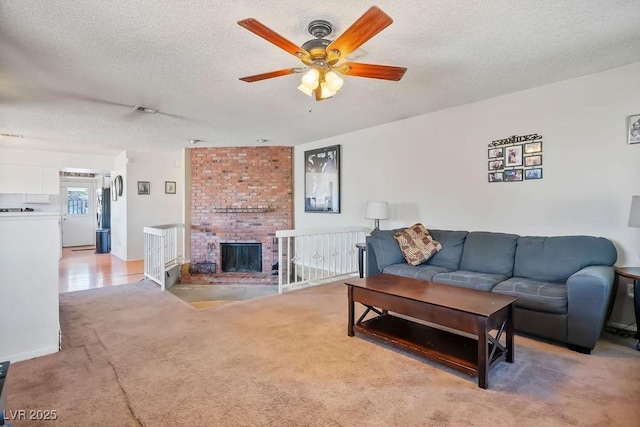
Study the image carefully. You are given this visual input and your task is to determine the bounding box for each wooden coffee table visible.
[346,274,518,389]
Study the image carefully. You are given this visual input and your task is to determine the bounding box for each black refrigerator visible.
[96,187,111,253]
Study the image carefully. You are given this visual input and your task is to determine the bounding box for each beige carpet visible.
[5,280,640,426]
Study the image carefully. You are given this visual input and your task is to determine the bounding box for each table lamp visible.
[365,201,389,230]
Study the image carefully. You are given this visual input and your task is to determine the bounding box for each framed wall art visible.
[137,181,150,195]
[504,169,523,182]
[629,114,640,144]
[524,155,542,166]
[487,133,543,183]
[165,181,176,194]
[304,145,340,213]
[524,141,542,153]
[505,145,523,167]
[488,147,503,159]
[525,168,543,180]
[488,159,504,170]
[488,172,504,182]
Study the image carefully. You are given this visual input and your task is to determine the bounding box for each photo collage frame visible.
[487,134,543,183]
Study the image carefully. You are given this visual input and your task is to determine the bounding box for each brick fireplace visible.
[190,146,293,283]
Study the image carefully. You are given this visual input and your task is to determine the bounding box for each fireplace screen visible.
[221,243,262,273]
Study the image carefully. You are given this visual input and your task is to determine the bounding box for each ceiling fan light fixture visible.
[301,69,320,89]
[320,82,336,99]
[325,71,344,92]
[297,84,313,97]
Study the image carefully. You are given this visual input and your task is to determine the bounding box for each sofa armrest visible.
[566,265,615,350]
[365,237,382,277]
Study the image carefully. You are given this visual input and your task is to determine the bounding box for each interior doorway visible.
[60,179,95,247]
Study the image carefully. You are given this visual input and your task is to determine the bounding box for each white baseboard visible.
[1,345,60,363]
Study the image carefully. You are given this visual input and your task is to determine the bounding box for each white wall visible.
[294,61,640,326]
[124,150,184,260]
[110,152,128,260]
[0,147,114,171]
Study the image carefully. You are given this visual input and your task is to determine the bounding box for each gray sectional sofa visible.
[365,229,618,353]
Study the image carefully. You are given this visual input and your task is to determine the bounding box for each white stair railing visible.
[143,223,184,290]
[276,226,369,293]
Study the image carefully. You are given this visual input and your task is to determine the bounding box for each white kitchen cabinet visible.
[40,167,59,194]
[0,164,59,194]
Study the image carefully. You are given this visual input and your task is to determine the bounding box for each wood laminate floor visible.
[59,246,144,293]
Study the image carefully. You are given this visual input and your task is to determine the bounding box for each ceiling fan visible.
[238,6,407,101]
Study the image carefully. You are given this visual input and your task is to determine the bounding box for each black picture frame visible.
[488,159,504,171]
[304,145,340,213]
[137,181,150,195]
[524,155,542,167]
[165,181,176,194]
[488,172,504,182]
[525,168,543,180]
[524,141,542,154]
[629,114,640,144]
[488,147,503,159]
[504,169,523,182]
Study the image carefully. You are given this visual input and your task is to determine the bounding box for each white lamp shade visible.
[297,84,313,97]
[365,201,389,220]
[628,196,640,227]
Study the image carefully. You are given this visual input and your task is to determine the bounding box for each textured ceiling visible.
[1,1,640,155]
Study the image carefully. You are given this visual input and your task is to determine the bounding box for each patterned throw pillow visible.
[393,223,443,266]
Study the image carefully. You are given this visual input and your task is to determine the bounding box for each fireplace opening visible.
[221,243,262,272]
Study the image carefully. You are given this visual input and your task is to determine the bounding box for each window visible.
[67,187,89,215]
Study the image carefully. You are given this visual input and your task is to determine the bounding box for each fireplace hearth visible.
[221,243,262,273]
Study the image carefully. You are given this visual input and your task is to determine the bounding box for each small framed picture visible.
[488,159,504,170]
[524,155,542,167]
[524,141,542,153]
[629,114,640,144]
[488,172,503,182]
[488,147,503,159]
[137,181,150,195]
[504,169,523,182]
[505,145,523,167]
[165,181,176,194]
[525,168,543,180]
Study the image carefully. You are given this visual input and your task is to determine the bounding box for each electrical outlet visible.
[627,283,635,298]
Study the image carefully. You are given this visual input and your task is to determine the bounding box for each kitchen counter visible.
[0,213,61,362]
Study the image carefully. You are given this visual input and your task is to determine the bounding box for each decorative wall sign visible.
[487,133,543,182]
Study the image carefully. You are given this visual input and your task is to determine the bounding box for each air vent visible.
[132,105,158,114]
[0,133,24,138]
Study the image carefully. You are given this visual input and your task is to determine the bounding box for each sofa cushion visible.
[393,223,442,266]
[424,230,468,270]
[432,270,509,291]
[369,228,406,271]
[513,236,617,282]
[459,231,518,276]
[383,263,451,282]
[492,277,568,314]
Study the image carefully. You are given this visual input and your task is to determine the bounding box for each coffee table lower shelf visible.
[355,314,504,377]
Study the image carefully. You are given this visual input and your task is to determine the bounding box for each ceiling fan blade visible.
[327,6,393,59]
[339,62,407,81]
[238,18,309,58]
[239,68,302,82]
